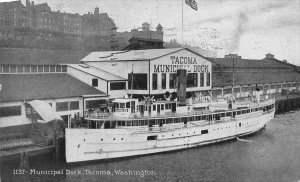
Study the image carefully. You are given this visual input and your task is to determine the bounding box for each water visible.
[1,111,300,182]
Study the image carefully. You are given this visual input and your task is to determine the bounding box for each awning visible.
[28,100,62,123]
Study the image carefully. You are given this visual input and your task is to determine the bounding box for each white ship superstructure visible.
[65,94,275,163]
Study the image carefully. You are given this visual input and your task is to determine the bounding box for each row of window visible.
[0,65,67,74]
[56,101,79,112]
[126,72,211,91]
[153,72,211,90]
[95,104,275,128]
[0,101,80,118]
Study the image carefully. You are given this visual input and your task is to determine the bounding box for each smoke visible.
[193,1,296,53]
[228,12,248,52]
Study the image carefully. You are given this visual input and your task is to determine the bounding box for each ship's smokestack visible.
[177,69,187,105]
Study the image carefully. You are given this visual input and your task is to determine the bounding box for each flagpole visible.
[182,0,184,44]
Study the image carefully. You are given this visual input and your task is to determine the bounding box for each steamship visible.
[65,82,275,163]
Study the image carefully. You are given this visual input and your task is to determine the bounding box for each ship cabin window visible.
[126,121,131,126]
[239,123,241,127]
[165,103,172,110]
[147,135,157,140]
[242,110,246,114]
[208,115,212,121]
[201,130,208,134]
[247,109,250,113]
[221,113,225,117]
[145,106,148,111]
[166,118,173,124]
[174,118,181,123]
[237,111,241,115]
[251,109,255,112]
[195,116,201,121]
[133,120,140,126]
[233,112,236,118]
[117,121,126,126]
[153,105,156,111]
[104,121,116,129]
[202,115,207,120]
[190,116,195,121]
[149,119,155,127]
[182,117,188,123]
[161,104,164,110]
[215,114,221,120]
[140,120,145,126]
[126,102,130,108]
[226,112,231,117]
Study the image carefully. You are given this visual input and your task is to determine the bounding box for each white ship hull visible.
[65,109,275,163]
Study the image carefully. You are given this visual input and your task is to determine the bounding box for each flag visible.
[185,0,198,11]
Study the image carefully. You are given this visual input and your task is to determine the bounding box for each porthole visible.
[113,138,115,140]
[101,139,103,141]
[179,134,181,136]
[121,138,123,140]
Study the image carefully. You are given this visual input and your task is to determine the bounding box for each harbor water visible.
[1,110,300,182]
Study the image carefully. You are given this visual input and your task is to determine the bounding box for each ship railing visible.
[84,111,113,119]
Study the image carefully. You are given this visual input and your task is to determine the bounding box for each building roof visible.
[208,57,294,69]
[81,48,188,62]
[212,71,300,87]
[129,37,164,43]
[0,73,106,102]
[0,48,87,65]
[67,64,127,81]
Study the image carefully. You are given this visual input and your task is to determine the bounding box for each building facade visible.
[79,48,212,99]
[0,0,116,50]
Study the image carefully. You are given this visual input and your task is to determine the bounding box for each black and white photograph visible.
[0,0,299,181]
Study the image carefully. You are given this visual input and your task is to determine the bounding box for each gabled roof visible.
[0,73,106,102]
[208,57,293,69]
[0,48,87,65]
[81,48,187,62]
[213,71,300,87]
[67,64,127,81]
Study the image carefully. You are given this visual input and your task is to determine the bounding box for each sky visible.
[1,0,300,65]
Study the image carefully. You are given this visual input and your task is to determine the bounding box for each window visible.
[161,73,166,89]
[0,106,22,117]
[38,66,43,72]
[44,66,49,72]
[17,65,23,73]
[110,82,126,90]
[201,130,208,134]
[56,102,68,112]
[24,65,30,73]
[187,73,198,88]
[70,101,79,110]
[10,65,16,73]
[62,66,67,72]
[161,104,164,110]
[56,65,62,72]
[153,105,156,111]
[169,73,177,89]
[92,79,98,87]
[31,66,37,73]
[147,135,157,140]
[206,73,211,86]
[3,65,9,73]
[50,65,55,72]
[200,73,204,87]
[152,73,157,90]
[128,74,147,90]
